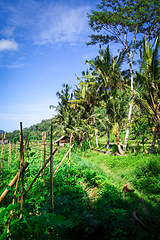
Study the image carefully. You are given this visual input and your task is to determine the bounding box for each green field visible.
[0,140,160,240]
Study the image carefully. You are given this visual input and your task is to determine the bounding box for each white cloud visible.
[0,1,90,46]
[0,26,15,37]
[0,39,18,51]
[34,6,90,45]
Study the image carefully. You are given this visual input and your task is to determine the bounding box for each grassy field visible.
[0,141,160,239]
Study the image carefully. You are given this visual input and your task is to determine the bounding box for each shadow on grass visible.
[37,170,160,240]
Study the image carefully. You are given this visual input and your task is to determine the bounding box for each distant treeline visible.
[0,119,57,141]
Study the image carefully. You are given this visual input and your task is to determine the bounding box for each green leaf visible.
[7,204,17,211]
[7,186,12,191]
[36,215,47,229]
[10,219,20,233]
[0,231,7,240]
[0,208,7,221]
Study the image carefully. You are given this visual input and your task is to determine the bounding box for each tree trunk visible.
[106,128,110,149]
[116,131,124,155]
[148,131,157,154]
[157,128,160,150]
[92,117,99,148]
[123,102,133,151]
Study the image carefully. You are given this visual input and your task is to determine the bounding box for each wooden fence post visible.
[43,132,46,186]
[16,140,18,159]
[37,141,39,158]
[9,141,12,162]
[68,133,73,179]
[50,125,54,212]
[19,122,24,218]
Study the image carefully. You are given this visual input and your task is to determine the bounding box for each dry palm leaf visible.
[133,208,148,230]
[123,183,135,199]
[139,195,159,226]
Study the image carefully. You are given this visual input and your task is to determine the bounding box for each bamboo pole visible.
[1,133,5,167]
[50,125,54,211]
[53,144,74,176]
[68,133,73,179]
[15,140,18,159]
[24,148,58,196]
[0,162,29,203]
[7,172,21,233]
[43,132,46,186]
[40,133,43,174]
[37,141,39,158]
[9,141,11,162]
[19,122,24,218]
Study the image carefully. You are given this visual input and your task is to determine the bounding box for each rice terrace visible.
[0,0,160,239]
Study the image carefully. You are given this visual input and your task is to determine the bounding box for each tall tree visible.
[87,0,160,150]
[50,84,74,136]
[134,37,160,153]
[71,72,100,146]
[87,46,125,148]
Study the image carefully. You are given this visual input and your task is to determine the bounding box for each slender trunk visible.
[92,117,99,148]
[157,126,160,150]
[123,27,137,151]
[116,131,124,155]
[106,128,110,149]
[148,131,157,154]
[123,102,133,151]
[105,92,110,149]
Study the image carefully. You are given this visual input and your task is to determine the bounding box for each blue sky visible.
[0,0,121,132]
[0,0,104,132]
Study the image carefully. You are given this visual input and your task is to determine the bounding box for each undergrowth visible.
[0,144,160,239]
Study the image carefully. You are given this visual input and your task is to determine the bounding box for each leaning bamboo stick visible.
[53,144,74,176]
[7,172,21,233]
[0,162,29,203]
[24,148,58,196]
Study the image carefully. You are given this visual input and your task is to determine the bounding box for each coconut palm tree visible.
[86,46,126,148]
[133,37,160,153]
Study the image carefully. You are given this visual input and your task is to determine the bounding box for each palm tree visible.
[70,72,100,147]
[133,37,160,153]
[50,84,74,137]
[107,90,129,154]
[87,46,125,148]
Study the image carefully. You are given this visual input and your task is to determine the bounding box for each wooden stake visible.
[24,148,58,196]
[68,133,72,179]
[37,141,39,158]
[7,172,21,233]
[50,125,54,212]
[43,132,46,186]
[53,144,74,176]
[19,122,24,218]
[1,133,4,167]
[16,140,18,159]
[40,133,43,176]
[9,141,11,162]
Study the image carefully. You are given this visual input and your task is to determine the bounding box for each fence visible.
[0,122,74,231]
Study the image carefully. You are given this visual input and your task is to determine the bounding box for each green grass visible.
[0,143,160,239]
